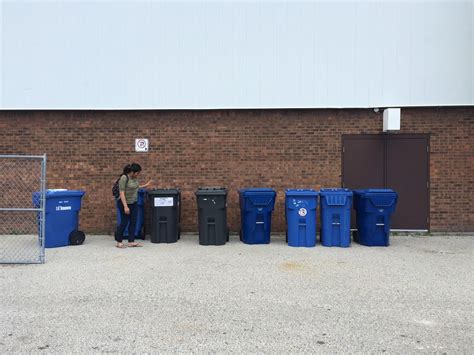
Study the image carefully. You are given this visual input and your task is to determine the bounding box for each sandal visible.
[116,243,126,248]
[127,242,143,247]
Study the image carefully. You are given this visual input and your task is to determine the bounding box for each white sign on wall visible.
[135,138,149,152]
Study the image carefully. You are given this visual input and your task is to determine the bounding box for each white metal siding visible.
[1,1,472,109]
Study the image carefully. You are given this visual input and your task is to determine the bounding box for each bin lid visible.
[239,188,276,207]
[320,188,352,196]
[148,188,180,196]
[353,189,397,208]
[285,189,318,197]
[239,188,276,196]
[32,190,85,207]
[195,187,227,196]
[353,189,396,195]
[44,189,85,197]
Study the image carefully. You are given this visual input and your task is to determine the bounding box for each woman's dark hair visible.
[122,163,142,175]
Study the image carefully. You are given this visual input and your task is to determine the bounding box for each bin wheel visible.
[285,229,288,243]
[226,228,230,242]
[69,230,86,246]
[178,226,181,240]
[239,230,242,241]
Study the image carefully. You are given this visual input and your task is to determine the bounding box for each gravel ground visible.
[1,234,473,353]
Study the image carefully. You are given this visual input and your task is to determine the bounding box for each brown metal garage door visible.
[342,134,430,230]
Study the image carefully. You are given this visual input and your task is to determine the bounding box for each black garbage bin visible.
[195,187,229,246]
[148,189,181,243]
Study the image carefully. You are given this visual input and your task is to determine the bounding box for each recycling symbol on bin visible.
[298,208,307,217]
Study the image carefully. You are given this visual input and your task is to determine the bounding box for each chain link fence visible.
[0,155,46,264]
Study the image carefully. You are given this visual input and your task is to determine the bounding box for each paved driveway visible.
[1,234,473,353]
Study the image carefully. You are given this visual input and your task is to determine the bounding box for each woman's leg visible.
[127,202,138,243]
[115,200,130,244]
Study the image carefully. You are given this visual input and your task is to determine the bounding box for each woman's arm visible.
[139,180,153,189]
[120,191,129,214]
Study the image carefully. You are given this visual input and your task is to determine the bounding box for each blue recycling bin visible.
[116,188,147,239]
[33,189,85,248]
[285,189,318,247]
[320,188,353,247]
[353,189,398,246]
[239,188,276,244]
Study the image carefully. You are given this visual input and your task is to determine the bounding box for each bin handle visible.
[371,200,395,208]
[332,222,341,226]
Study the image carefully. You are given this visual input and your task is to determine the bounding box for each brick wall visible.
[0,108,472,233]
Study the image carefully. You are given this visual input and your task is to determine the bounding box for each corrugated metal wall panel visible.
[1,1,472,109]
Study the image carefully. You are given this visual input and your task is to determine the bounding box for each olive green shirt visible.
[119,175,139,204]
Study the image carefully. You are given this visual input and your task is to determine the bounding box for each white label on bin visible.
[56,206,72,211]
[298,208,307,217]
[154,197,174,207]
